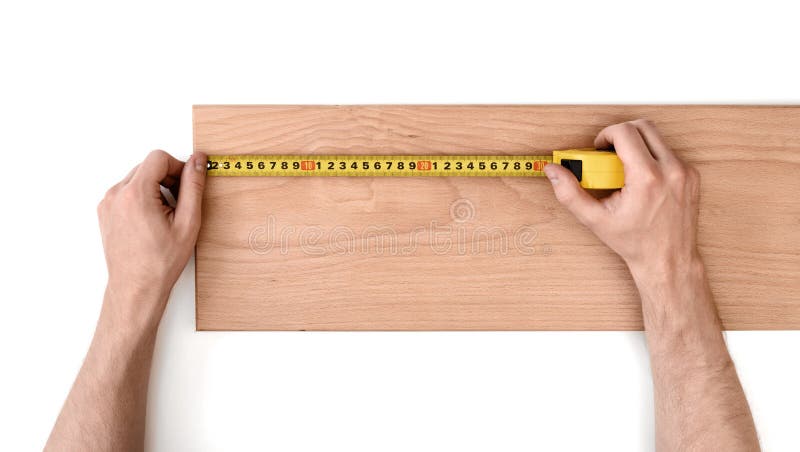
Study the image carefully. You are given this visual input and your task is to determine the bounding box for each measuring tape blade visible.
[207,154,551,177]
[205,149,625,189]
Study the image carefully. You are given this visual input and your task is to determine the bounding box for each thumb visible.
[544,163,604,227]
[175,151,207,235]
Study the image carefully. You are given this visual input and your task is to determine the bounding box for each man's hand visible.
[544,120,760,451]
[46,150,206,451]
[97,150,207,327]
[544,120,700,276]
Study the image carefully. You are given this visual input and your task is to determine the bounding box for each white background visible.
[1,1,798,450]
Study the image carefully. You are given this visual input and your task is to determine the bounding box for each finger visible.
[544,163,605,227]
[174,151,207,236]
[160,185,177,208]
[629,119,681,165]
[594,122,658,174]
[132,150,185,188]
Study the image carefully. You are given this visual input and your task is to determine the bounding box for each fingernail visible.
[194,152,207,172]
[544,164,559,185]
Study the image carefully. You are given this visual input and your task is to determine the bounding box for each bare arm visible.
[46,150,207,451]
[544,120,759,451]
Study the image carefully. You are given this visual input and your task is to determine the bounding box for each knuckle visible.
[666,166,688,186]
[617,122,639,135]
[639,170,661,189]
[601,123,635,142]
[631,118,654,128]
[145,149,169,166]
[605,122,625,134]
[117,185,140,204]
[148,149,167,159]
[100,186,117,206]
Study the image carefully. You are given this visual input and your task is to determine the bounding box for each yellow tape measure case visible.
[552,149,625,189]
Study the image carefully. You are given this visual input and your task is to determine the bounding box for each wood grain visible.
[193,105,800,330]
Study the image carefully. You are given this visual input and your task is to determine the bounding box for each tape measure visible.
[207,148,625,189]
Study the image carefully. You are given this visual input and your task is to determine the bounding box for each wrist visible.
[627,252,726,357]
[625,247,703,285]
[102,281,171,336]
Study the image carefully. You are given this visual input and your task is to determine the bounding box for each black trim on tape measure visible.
[560,159,582,182]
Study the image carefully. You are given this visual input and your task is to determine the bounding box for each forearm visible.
[47,150,204,450]
[630,257,759,451]
[45,286,166,451]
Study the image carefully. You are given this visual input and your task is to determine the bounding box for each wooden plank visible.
[193,105,800,330]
